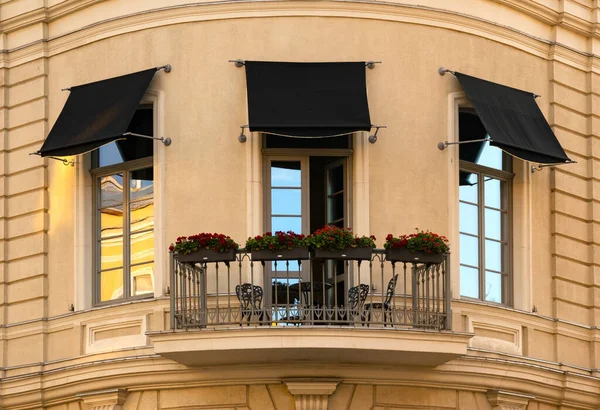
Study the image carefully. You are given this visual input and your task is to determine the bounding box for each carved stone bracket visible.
[486,390,534,410]
[77,388,128,410]
[284,379,340,410]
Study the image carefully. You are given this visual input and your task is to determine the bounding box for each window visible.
[91,107,155,304]
[459,110,513,304]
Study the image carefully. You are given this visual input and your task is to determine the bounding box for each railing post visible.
[170,251,176,329]
[444,254,452,330]
[411,263,418,326]
[200,265,207,328]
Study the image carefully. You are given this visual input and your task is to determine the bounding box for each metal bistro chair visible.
[235,283,266,326]
[348,284,370,325]
[364,274,398,327]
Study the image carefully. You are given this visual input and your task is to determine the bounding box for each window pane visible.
[99,237,123,271]
[485,208,502,240]
[130,202,154,234]
[130,167,154,202]
[271,161,301,187]
[485,239,502,272]
[477,142,503,170]
[100,269,123,302]
[460,266,479,299]
[272,189,301,215]
[99,207,123,239]
[272,216,302,234]
[459,203,478,235]
[131,263,154,296]
[484,178,502,209]
[485,271,502,303]
[98,143,125,167]
[130,231,154,265]
[99,174,123,208]
[460,234,479,267]
[459,174,478,203]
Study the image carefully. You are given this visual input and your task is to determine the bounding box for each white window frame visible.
[74,89,166,310]
[447,92,532,310]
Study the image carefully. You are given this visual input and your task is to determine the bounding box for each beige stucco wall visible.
[1,0,600,409]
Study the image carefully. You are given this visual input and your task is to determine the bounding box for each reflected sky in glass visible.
[459,203,478,235]
[484,209,502,240]
[460,266,479,298]
[460,234,479,267]
[485,240,502,272]
[459,175,478,203]
[272,189,301,215]
[99,142,125,167]
[272,216,301,234]
[485,271,502,302]
[484,178,502,209]
[477,141,503,170]
[272,163,301,187]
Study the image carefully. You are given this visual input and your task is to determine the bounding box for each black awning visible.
[455,72,571,164]
[38,68,158,157]
[244,61,372,137]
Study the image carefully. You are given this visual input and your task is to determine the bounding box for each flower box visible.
[313,247,373,261]
[251,248,310,261]
[385,247,444,264]
[176,248,237,263]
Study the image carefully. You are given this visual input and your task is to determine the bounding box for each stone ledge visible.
[148,327,473,367]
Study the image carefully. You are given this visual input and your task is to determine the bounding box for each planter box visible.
[251,248,310,261]
[312,247,373,261]
[385,248,444,264]
[175,248,237,263]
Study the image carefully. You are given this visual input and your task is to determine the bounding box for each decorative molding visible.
[284,380,340,410]
[77,388,128,410]
[486,390,534,410]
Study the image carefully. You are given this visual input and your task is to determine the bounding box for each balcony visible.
[148,251,472,367]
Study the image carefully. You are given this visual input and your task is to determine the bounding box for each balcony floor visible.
[148,326,472,367]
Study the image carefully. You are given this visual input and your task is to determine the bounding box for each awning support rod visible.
[237,125,386,142]
[229,60,382,69]
[28,152,74,166]
[531,160,577,173]
[438,66,541,98]
[438,137,491,151]
[61,64,172,92]
[123,132,172,146]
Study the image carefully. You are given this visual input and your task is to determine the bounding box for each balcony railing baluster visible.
[170,250,451,330]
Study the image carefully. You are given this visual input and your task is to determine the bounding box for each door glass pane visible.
[99,237,123,271]
[459,234,479,267]
[459,174,478,203]
[272,189,301,215]
[328,193,344,223]
[460,266,479,299]
[485,208,502,240]
[130,263,154,296]
[100,269,123,302]
[459,203,478,235]
[272,216,302,234]
[99,174,123,208]
[271,161,301,187]
[485,271,502,303]
[130,167,154,201]
[327,165,344,194]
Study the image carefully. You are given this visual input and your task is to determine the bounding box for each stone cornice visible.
[0,0,596,71]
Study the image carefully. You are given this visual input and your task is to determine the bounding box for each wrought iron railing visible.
[169,250,451,330]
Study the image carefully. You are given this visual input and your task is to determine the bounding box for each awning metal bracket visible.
[229,59,381,69]
[438,137,491,151]
[531,160,577,173]
[123,132,172,146]
[29,152,74,166]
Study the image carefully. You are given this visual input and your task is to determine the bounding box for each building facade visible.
[1,0,599,409]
